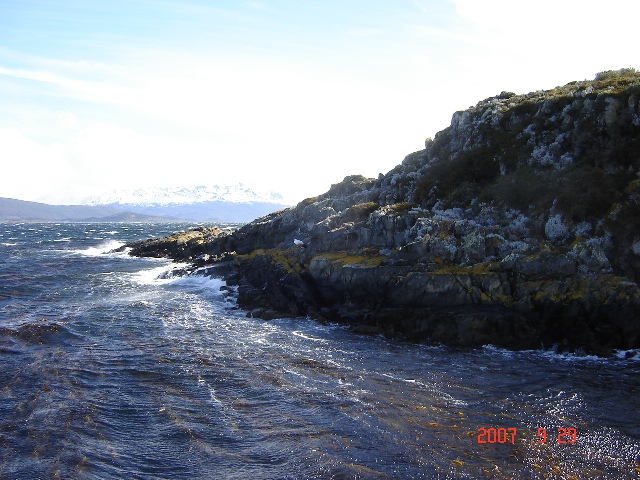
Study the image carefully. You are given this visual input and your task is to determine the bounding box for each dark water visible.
[0,223,639,479]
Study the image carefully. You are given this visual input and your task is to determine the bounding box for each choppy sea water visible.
[0,222,639,479]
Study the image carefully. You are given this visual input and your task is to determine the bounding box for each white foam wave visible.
[539,349,609,363]
[614,349,640,361]
[292,330,328,343]
[132,263,190,285]
[168,275,235,306]
[71,240,126,257]
[482,344,635,363]
[169,275,227,292]
[481,344,517,358]
[132,264,229,301]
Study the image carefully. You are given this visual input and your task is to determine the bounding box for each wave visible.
[130,263,231,303]
[614,349,640,361]
[70,240,127,257]
[481,344,640,363]
[539,346,640,363]
[168,274,227,292]
[131,263,191,285]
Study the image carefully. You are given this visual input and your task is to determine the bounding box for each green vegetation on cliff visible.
[414,68,640,224]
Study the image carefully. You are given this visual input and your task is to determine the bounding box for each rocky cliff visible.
[128,69,640,356]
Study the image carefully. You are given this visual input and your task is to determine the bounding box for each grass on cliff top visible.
[494,68,640,108]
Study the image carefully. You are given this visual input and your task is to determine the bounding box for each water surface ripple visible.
[0,223,638,479]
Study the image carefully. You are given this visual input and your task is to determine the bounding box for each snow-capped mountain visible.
[80,184,289,222]
[84,184,285,207]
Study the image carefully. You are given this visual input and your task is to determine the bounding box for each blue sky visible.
[1,0,638,204]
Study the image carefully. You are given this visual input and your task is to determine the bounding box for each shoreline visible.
[126,231,640,357]
[126,71,640,357]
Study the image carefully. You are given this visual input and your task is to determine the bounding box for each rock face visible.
[128,69,640,356]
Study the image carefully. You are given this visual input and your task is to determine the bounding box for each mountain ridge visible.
[83,184,285,207]
[1,184,289,222]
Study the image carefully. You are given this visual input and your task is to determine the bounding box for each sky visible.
[0,0,638,205]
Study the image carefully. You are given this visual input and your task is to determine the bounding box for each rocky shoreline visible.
[127,70,640,356]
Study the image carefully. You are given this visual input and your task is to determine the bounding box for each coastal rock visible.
[128,226,227,260]
[128,69,640,356]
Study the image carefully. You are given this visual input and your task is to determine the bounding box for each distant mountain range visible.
[1,185,290,222]
[83,184,285,206]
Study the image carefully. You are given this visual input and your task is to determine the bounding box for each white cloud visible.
[448,0,640,57]
[1,50,433,203]
[439,0,639,99]
[0,128,72,202]
[449,0,633,31]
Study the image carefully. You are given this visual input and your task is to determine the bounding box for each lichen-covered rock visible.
[127,226,227,260]
[545,214,569,243]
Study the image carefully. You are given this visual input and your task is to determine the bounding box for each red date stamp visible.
[538,427,577,444]
[477,427,578,444]
[477,427,518,444]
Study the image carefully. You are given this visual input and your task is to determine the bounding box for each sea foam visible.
[71,239,126,257]
[132,264,227,296]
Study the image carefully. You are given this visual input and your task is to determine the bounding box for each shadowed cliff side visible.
[128,69,640,356]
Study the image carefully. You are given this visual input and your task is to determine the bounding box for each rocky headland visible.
[128,69,640,356]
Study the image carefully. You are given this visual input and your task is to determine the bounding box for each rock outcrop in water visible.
[129,69,640,356]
